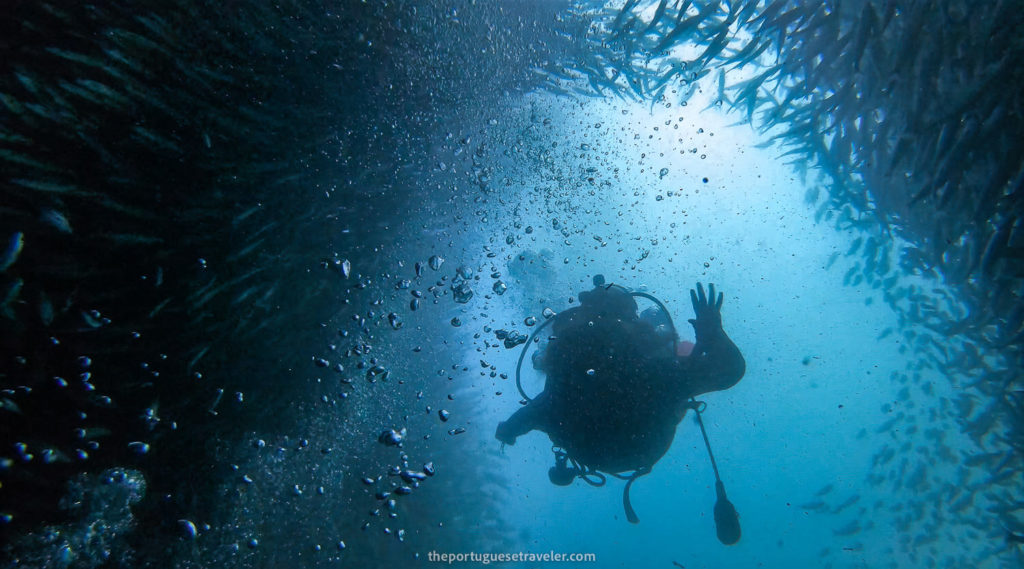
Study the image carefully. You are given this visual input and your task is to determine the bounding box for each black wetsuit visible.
[496,282,745,474]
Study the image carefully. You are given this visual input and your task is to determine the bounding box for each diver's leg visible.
[495,393,549,445]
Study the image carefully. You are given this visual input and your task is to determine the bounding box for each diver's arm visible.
[495,391,550,445]
[687,325,745,395]
[684,283,745,396]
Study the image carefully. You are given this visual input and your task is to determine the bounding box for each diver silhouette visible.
[496,275,745,543]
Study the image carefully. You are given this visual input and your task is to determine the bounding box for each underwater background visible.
[1,1,1022,567]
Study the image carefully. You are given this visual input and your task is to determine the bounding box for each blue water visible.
[2,2,1019,568]
[434,94,982,568]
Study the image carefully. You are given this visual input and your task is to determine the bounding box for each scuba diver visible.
[495,275,745,544]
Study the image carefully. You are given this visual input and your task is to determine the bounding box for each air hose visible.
[514,315,555,402]
[690,398,742,545]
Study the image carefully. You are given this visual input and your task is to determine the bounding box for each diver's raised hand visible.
[688,282,724,339]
